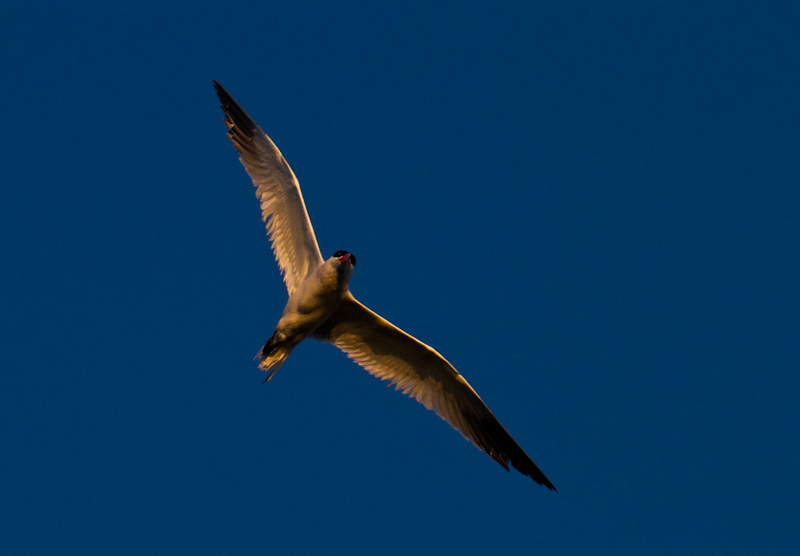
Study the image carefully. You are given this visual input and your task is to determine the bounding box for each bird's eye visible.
[333,250,346,258]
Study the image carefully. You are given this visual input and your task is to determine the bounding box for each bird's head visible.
[331,250,357,271]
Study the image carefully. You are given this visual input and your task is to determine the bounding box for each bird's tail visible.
[257,331,293,382]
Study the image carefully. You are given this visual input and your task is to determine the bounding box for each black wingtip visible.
[472,412,558,491]
[541,477,558,492]
[212,81,260,140]
[517,461,557,491]
[213,80,234,107]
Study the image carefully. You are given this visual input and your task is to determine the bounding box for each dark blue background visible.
[2,1,798,553]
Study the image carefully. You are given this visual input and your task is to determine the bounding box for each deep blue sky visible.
[2,1,798,554]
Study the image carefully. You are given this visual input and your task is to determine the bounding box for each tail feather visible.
[257,332,292,381]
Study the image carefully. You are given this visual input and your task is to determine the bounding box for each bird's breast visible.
[277,266,348,339]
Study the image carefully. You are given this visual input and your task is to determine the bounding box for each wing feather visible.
[314,293,556,490]
[214,82,323,295]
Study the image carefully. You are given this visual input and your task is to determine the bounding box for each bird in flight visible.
[214,81,556,490]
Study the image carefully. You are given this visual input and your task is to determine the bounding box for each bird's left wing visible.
[313,292,556,489]
[215,81,324,296]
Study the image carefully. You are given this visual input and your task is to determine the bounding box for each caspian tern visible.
[214,81,556,490]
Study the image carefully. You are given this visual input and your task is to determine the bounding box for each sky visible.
[2,0,799,554]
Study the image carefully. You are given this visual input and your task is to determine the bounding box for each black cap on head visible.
[333,250,356,266]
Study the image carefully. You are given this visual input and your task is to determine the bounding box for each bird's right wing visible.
[313,292,556,489]
[215,81,324,295]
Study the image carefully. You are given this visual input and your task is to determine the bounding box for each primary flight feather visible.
[215,81,556,490]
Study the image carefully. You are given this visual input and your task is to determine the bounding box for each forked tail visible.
[257,331,293,381]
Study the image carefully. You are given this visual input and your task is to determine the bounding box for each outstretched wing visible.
[314,292,556,490]
[215,81,324,295]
